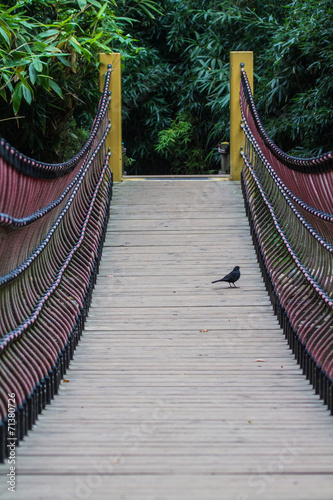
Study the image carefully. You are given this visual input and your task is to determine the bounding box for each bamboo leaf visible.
[78,0,87,9]
[87,0,102,7]
[0,25,10,45]
[12,83,23,114]
[49,79,63,97]
[22,84,32,104]
[96,2,108,20]
[33,59,43,72]
[28,63,37,84]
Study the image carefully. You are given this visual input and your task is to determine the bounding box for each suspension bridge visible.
[0,52,332,499]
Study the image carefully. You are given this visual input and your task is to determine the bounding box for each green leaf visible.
[12,83,23,114]
[0,26,10,45]
[22,84,32,104]
[38,75,51,91]
[38,29,60,39]
[65,22,80,34]
[68,36,82,53]
[57,56,71,67]
[2,58,31,69]
[29,63,37,84]
[49,79,63,97]
[88,0,102,7]
[33,59,43,72]
[80,46,92,60]
[78,0,87,9]
[57,55,71,68]
[96,2,108,20]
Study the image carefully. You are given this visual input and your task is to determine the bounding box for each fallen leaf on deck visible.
[255,359,266,362]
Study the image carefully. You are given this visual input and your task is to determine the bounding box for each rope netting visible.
[240,68,333,413]
[0,67,113,461]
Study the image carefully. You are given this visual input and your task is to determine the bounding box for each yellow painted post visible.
[230,51,253,181]
[99,53,122,182]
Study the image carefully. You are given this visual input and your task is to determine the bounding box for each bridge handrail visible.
[0,150,111,353]
[240,68,333,413]
[241,151,333,301]
[241,118,333,223]
[0,126,110,288]
[0,65,114,462]
[0,118,110,229]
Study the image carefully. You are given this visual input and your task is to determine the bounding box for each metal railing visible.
[240,67,333,413]
[0,65,114,462]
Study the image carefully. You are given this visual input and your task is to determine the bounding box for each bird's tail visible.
[211,279,221,283]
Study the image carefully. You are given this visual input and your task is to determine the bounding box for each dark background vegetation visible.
[0,0,332,174]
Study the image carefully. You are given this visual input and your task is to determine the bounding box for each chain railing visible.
[240,67,333,414]
[0,66,113,462]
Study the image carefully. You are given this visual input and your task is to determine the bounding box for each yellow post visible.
[230,51,253,181]
[99,53,122,182]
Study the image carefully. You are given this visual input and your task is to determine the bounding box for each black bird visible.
[212,266,241,288]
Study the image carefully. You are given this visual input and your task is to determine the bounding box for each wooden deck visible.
[1,178,333,499]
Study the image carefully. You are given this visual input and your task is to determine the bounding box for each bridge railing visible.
[240,67,333,413]
[0,64,115,462]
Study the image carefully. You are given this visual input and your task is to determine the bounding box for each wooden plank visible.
[1,179,332,500]
[2,475,332,500]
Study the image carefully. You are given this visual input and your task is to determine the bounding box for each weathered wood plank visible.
[1,179,332,500]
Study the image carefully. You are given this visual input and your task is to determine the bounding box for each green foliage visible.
[1,0,332,168]
[121,0,333,174]
[120,0,288,174]
[0,0,151,159]
[255,0,333,156]
[155,114,197,174]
